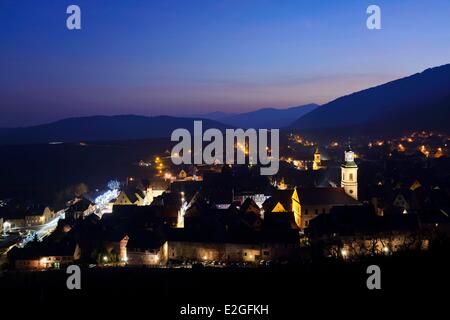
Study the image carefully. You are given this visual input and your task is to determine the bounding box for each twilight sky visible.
[1,0,450,127]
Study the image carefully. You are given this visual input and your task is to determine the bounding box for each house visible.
[70,216,128,264]
[262,189,300,228]
[8,241,77,270]
[262,189,294,214]
[126,232,168,266]
[239,198,263,231]
[183,194,244,231]
[114,188,149,206]
[233,191,271,208]
[66,197,95,220]
[262,187,360,229]
[240,197,262,216]
[103,232,129,263]
[295,187,361,228]
[4,217,25,229]
[166,228,299,263]
[307,205,428,259]
[2,205,55,228]
[109,205,179,229]
[178,169,188,180]
[25,206,55,227]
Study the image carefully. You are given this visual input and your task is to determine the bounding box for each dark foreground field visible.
[1,249,448,318]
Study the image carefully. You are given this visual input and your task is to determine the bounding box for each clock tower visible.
[341,144,358,200]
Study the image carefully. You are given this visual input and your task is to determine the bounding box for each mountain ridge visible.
[206,104,318,128]
[290,64,450,133]
[0,115,231,146]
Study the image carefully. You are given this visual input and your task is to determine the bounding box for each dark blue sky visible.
[1,0,450,127]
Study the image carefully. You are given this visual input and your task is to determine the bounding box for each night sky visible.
[1,0,450,127]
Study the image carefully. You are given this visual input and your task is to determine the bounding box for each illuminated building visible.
[276,178,288,190]
[178,169,188,179]
[313,146,322,171]
[113,188,153,206]
[262,188,359,229]
[341,144,358,200]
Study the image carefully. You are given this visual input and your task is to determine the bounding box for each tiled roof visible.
[297,187,360,206]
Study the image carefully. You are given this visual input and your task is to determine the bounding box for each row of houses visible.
[8,189,448,269]
[9,228,299,270]
[1,205,56,230]
[11,203,445,270]
[8,154,449,269]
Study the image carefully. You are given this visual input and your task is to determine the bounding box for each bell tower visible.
[341,144,358,200]
[313,146,321,171]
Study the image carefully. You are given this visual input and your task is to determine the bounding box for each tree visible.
[74,183,89,197]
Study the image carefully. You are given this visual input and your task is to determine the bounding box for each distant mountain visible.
[0,115,231,145]
[291,64,450,133]
[194,111,236,121]
[210,104,318,129]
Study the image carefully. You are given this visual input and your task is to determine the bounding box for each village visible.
[1,130,449,271]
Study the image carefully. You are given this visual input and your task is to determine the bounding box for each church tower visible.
[341,144,358,200]
[313,146,321,171]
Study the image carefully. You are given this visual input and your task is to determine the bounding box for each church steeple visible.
[313,146,321,171]
[341,142,358,200]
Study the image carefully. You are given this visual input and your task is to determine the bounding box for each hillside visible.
[291,64,450,133]
[0,115,230,145]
